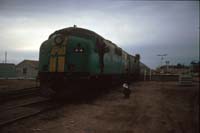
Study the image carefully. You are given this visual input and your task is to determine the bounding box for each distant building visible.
[157,65,190,74]
[16,60,38,79]
[0,63,16,78]
[190,61,200,74]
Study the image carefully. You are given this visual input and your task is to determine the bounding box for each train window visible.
[104,46,110,53]
[134,58,137,63]
[94,39,100,53]
[94,41,109,53]
[135,54,140,60]
[118,48,122,56]
[114,47,117,54]
[115,47,122,56]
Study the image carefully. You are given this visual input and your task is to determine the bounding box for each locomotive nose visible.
[66,36,89,73]
[49,34,67,72]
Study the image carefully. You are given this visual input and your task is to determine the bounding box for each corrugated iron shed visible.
[0,63,16,78]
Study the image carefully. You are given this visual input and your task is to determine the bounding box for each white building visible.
[16,60,38,79]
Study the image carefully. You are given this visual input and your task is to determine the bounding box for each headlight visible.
[54,35,64,45]
[74,48,84,53]
[79,48,84,52]
[75,48,79,52]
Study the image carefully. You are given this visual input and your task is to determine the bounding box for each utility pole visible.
[5,51,7,64]
[166,60,170,73]
[157,54,167,73]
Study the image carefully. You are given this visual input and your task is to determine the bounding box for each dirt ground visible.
[0,81,199,133]
[0,80,38,92]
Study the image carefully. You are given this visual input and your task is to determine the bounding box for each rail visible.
[0,87,40,102]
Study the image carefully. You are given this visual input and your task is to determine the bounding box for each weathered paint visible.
[39,27,141,77]
[49,57,56,72]
[49,45,66,72]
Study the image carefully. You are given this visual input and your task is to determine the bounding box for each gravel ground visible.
[0,81,199,133]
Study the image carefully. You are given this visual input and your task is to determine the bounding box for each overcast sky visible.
[0,0,199,68]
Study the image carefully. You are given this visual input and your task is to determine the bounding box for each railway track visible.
[0,87,40,102]
[0,85,112,128]
[0,86,61,127]
[0,96,59,127]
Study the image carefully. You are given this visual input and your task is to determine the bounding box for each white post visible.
[149,69,152,81]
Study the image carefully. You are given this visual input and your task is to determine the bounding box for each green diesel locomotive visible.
[39,26,140,97]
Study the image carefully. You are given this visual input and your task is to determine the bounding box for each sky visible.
[0,0,199,69]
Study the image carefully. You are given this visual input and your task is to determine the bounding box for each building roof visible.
[0,63,15,67]
[17,60,38,69]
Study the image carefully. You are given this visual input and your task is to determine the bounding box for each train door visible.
[66,36,89,72]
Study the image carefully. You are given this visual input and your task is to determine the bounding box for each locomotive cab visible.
[39,32,97,97]
[48,34,92,73]
[39,34,97,74]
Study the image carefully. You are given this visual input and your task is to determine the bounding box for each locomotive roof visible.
[49,27,104,39]
[49,27,119,47]
[49,26,122,52]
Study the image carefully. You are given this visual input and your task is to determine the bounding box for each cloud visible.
[0,0,199,68]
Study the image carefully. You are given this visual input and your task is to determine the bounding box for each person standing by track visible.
[122,69,131,99]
